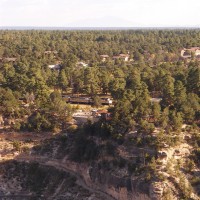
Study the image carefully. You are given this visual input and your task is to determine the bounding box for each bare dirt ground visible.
[0,131,57,142]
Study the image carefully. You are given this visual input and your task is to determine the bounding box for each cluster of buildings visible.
[48,53,130,70]
[181,47,200,59]
[100,54,130,62]
[73,109,112,125]
[62,95,113,105]
[48,61,89,70]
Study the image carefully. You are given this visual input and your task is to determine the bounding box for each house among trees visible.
[119,54,130,61]
[100,55,109,62]
[112,55,120,59]
[150,98,162,103]
[113,54,130,61]
[181,47,200,58]
[76,62,88,68]
[92,109,112,121]
[48,64,61,70]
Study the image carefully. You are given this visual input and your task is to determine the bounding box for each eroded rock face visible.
[0,160,99,200]
[30,136,153,200]
[56,159,152,200]
[88,164,151,200]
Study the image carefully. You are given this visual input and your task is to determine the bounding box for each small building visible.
[113,55,121,60]
[101,97,113,105]
[119,54,130,62]
[94,110,112,121]
[113,54,130,62]
[100,55,109,62]
[150,98,162,103]
[48,64,61,70]
[76,62,88,68]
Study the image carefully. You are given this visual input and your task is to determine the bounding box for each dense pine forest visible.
[0,30,199,131]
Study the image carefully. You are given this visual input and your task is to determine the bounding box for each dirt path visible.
[15,155,116,200]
